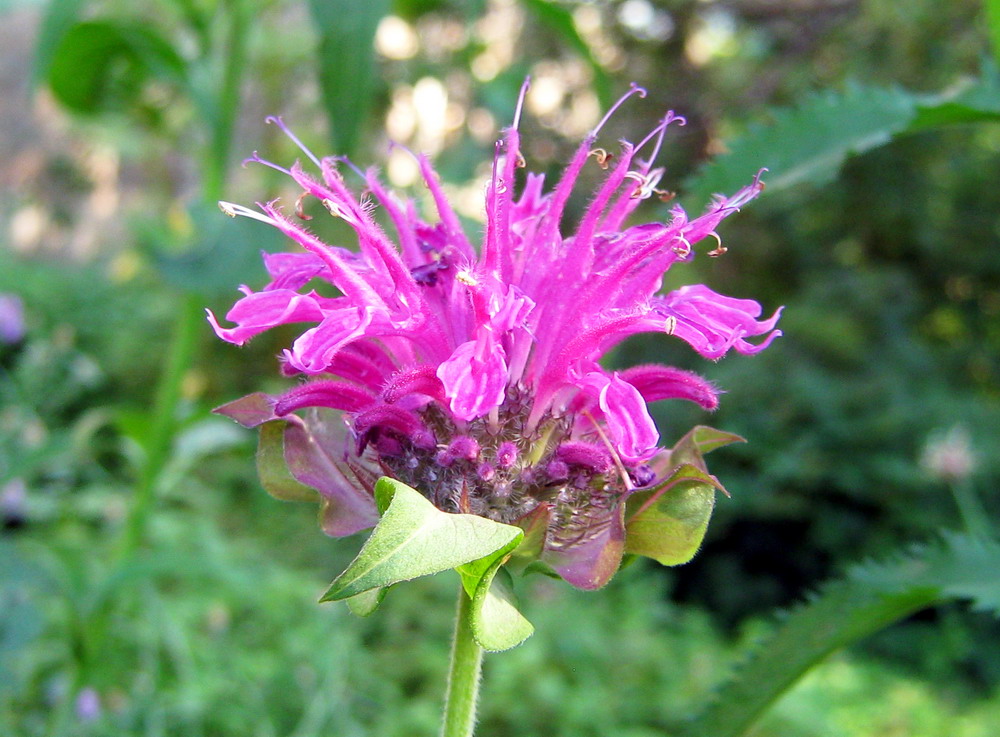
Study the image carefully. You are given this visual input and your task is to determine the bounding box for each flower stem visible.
[441,583,484,737]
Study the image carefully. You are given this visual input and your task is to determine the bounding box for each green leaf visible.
[987,0,1000,66]
[308,0,389,157]
[684,84,918,209]
[671,425,745,464]
[470,567,533,651]
[320,478,523,601]
[624,464,719,566]
[678,532,1000,737]
[46,20,186,117]
[31,0,87,88]
[256,421,319,503]
[910,62,1000,129]
[345,586,389,617]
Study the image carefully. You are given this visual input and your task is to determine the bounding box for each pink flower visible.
[211,82,781,589]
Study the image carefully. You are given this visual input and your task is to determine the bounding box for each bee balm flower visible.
[210,82,781,589]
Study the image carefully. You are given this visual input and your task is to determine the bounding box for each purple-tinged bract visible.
[210,82,781,590]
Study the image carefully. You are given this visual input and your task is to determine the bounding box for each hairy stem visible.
[440,583,484,737]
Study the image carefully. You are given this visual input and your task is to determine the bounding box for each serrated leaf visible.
[684,84,918,209]
[624,464,719,566]
[320,478,523,601]
[678,531,1000,737]
[256,421,318,503]
[308,0,388,157]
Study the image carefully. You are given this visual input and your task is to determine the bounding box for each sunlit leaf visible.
[624,463,719,566]
[320,478,523,601]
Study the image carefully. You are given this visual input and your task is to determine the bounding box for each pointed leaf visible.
[684,84,918,209]
[321,478,523,601]
[624,464,720,566]
[308,0,389,157]
[256,420,318,503]
[471,567,533,652]
[214,392,277,428]
[678,532,1000,737]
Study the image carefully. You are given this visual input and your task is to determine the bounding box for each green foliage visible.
[46,20,186,120]
[681,532,1000,737]
[308,0,390,158]
[684,70,1000,208]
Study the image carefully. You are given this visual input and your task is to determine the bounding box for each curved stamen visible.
[590,82,647,138]
[634,111,684,168]
[513,76,531,130]
[266,115,323,169]
[243,151,292,176]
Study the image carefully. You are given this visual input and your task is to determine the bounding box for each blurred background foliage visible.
[1,0,999,735]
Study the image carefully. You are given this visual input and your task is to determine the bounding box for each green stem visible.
[204,0,248,201]
[115,293,204,559]
[950,477,992,538]
[440,584,484,737]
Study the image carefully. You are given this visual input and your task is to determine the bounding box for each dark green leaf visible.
[684,84,918,209]
[678,532,1000,737]
[32,0,87,88]
[308,0,389,157]
[320,478,523,601]
[46,20,186,116]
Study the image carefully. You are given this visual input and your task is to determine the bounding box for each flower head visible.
[211,82,781,589]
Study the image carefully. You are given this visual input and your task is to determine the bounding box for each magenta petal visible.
[207,289,325,345]
[656,285,783,359]
[544,504,626,590]
[286,307,374,374]
[273,380,377,415]
[619,364,720,410]
[283,415,379,537]
[436,332,508,421]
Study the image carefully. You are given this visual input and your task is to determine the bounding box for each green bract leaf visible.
[345,586,389,617]
[320,478,523,601]
[624,464,719,566]
[471,567,533,651]
[671,425,745,465]
[256,421,318,503]
[46,20,186,117]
